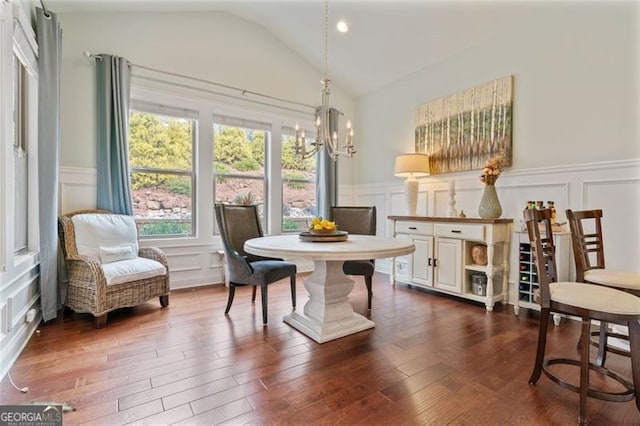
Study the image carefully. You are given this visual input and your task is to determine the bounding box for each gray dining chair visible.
[330,206,377,309]
[215,204,297,324]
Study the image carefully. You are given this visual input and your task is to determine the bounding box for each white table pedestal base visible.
[283,260,374,343]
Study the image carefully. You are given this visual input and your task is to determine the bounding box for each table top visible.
[245,234,415,261]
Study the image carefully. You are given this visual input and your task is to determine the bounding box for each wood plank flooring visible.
[1,273,638,425]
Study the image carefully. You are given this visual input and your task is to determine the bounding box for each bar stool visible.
[566,209,640,366]
[525,208,640,425]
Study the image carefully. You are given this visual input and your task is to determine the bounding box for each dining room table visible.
[244,233,415,343]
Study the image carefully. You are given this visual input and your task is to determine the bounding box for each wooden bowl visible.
[308,228,338,235]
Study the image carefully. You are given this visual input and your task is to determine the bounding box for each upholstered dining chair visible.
[330,206,377,309]
[215,204,297,325]
[566,208,640,367]
[525,208,640,425]
[58,209,170,328]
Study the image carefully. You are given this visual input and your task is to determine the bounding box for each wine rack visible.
[518,243,538,304]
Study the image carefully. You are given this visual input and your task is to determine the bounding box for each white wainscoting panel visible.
[61,161,639,300]
[352,160,640,306]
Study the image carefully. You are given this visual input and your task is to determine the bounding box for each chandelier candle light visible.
[394,153,430,216]
[294,0,355,160]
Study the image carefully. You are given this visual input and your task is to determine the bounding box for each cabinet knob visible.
[408,226,417,230]
[428,258,432,266]
[433,258,438,267]
[451,230,462,234]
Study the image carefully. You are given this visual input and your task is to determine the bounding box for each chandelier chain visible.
[324,0,329,80]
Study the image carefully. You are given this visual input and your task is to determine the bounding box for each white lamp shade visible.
[394,153,430,177]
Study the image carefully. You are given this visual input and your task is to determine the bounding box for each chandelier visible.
[294,0,355,160]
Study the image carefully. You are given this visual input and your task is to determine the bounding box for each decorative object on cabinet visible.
[477,153,507,218]
[394,153,430,216]
[448,180,457,217]
[471,244,488,266]
[414,75,513,175]
[389,216,512,311]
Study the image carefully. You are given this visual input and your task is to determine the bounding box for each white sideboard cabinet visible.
[389,216,513,311]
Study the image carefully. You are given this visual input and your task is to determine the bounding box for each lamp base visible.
[404,178,419,216]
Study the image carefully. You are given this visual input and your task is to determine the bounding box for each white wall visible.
[353,2,639,184]
[349,1,640,283]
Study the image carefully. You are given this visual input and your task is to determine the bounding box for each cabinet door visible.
[412,236,433,286]
[434,238,462,293]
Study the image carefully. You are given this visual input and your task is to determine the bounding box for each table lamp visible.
[394,153,430,216]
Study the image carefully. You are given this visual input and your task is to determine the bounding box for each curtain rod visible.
[39,0,51,18]
[82,51,316,111]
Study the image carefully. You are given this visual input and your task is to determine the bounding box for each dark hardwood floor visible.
[1,273,638,425]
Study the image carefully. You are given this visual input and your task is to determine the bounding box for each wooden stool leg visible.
[629,320,640,412]
[530,308,551,384]
[579,317,590,425]
[596,321,609,367]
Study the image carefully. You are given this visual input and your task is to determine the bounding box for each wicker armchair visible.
[58,209,170,328]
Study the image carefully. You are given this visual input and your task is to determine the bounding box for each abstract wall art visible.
[415,75,513,175]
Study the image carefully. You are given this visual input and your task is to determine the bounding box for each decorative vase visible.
[478,183,502,218]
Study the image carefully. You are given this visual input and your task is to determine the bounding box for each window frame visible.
[280,125,317,233]
[128,102,198,239]
[213,117,270,231]
[128,84,318,241]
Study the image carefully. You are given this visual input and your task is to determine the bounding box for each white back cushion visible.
[71,214,139,260]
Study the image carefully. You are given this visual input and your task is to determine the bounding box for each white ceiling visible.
[44,0,530,97]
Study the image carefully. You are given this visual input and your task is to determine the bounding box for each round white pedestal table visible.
[244,234,415,343]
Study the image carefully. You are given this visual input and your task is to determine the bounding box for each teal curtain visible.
[316,108,339,219]
[96,54,133,215]
[36,7,62,322]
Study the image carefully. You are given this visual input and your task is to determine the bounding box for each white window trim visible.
[129,83,317,243]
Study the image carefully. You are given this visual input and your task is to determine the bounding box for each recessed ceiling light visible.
[336,21,349,33]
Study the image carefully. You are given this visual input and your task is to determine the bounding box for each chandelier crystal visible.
[294,0,355,160]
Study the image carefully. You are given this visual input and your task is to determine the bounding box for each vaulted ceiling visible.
[45,0,535,97]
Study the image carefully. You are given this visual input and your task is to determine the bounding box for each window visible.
[213,115,270,230]
[128,104,196,237]
[281,126,316,232]
[13,55,28,254]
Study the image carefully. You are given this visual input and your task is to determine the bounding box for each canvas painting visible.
[415,75,513,175]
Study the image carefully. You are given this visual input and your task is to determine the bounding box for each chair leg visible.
[596,320,609,367]
[578,317,591,425]
[225,286,236,314]
[261,285,268,325]
[629,320,640,412]
[251,286,257,303]
[94,314,107,329]
[365,276,373,310]
[529,308,551,385]
[290,275,296,310]
[159,295,169,307]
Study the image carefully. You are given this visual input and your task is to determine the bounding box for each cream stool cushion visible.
[584,269,640,291]
[551,282,640,315]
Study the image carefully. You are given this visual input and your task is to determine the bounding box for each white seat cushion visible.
[72,214,139,260]
[550,282,640,315]
[102,257,167,286]
[584,269,640,291]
